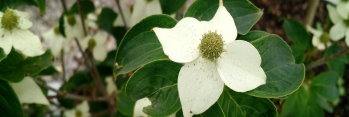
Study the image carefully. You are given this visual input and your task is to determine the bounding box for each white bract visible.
[153,2,266,117]
[307,26,331,50]
[0,9,44,57]
[43,26,66,56]
[80,31,108,61]
[10,77,50,105]
[327,4,349,45]
[114,0,162,27]
[64,100,90,117]
[328,0,349,19]
[64,15,84,41]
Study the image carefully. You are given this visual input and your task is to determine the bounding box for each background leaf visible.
[239,31,305,98]
[125,60,182,116]
[185,0,262,35]
[0,48,5,62]
[115,15,177,75]
[97,8,117,34]
[0,50,53,82]
[160,0,186,14]
[0,79,24,117]
[283,19,311,63]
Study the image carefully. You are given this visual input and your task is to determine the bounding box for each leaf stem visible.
[307,46,349,70]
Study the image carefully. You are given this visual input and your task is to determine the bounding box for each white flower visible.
[64,15,84,41]
[307,26,331,50]
[327,5,349,45]
[0,9,44,57]
[328,0,349,19]
[87,13,98,29]
[80,31,108,61]
[10,77,50,105]
[64,101,90,117]
[114,0,162,27]
[133,98,175,117]
[153,2,266,117]
[42,26,66,56]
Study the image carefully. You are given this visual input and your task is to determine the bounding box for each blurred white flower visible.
[64,101,90,117]
[80,31,108,61]
[153,1,266,116]
[87,13,98,29]
[0,9,45,57]
[307,26,331,50]
[114,0,162,27]
[133,98,175,117]
[10,77,50,105]
[64,15,85,41]
[328,0,349,19]
[43,26,66,56]
[327,5,349,45]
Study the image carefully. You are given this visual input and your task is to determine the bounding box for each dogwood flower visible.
[80,31,108,61]
[153,1,266,117]
[327,5,349,45]
[64,15,84,41]
[130,0,162,26]
[64,101,90,117]
[328,0,349,19]
[0,9,44,57]
[43,26,66,56]
[307,26,331,50]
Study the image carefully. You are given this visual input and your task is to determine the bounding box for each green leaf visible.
[185,0,262,35]
[117,91,136,116]
[240,31,305,98]
[0,79,24,117]
[35,0,45,14]
[324,44,347,76]
[115,15,177,75]
[0,48,6,62]
[0,50,53,82]
[0,0,35,11]
[193,88,276,117]
[160,0,186,14]
[280,86,324,117]
[125,60,182,116]
[283,19,311,63]
[311,71,339,101]
[69,0,95,16]
[97,8,117,34]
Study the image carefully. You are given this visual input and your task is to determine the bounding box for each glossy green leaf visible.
[185,0,262,35]
[280,86,324,117]
[97,8,117,34]
[115,15,177,75]
[0,79,24,117]
[125,60,182,116]
[160,0,186,14]
[178,88,276,117]
[117,91,136,116]
[239,31,305,98]
[311,71,340,101]
[0,48,5,62]
[0,50,53,82]
[283,19,311,63]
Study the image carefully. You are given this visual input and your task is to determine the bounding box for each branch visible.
[76,0,88,36]
[115,0,129,28]
[305,0,319,26]
[307,46,349,70]
[33,78,114,102]
[60,50,67,83]
[60,0,68,12]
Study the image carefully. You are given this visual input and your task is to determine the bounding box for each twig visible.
[33,78,113,102]
[60,50,67,83]
[60,0,68,12]
[76,0,88,36]
[305,0,319,26]
[115,0,129,28]
[307,46,349,70]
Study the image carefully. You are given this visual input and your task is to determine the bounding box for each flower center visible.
[88,38,96,49]
[344,19,349,27]
[53,26,61,35]
[67,15,76,26]
[199,31,224,62]
[1,9,19,31]
[319,32,331,43]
